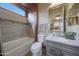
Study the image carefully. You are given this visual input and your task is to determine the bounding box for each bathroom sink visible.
[46,35,79,47]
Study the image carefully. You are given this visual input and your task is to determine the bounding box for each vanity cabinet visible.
[62,51,74,56]
[46,46,63,56]
[45,40,79,56]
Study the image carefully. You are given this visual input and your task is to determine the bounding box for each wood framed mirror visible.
[49,4,64,33]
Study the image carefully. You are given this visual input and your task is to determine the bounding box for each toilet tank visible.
[38,33,45,43]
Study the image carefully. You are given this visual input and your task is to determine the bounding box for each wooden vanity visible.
[45,36,79,56]
[47,3,79,56]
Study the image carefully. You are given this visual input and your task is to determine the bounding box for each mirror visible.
[68,16,78,26]
[49,4,64,33]
[66,3,79,35]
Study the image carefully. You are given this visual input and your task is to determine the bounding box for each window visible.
[0,3,25,16]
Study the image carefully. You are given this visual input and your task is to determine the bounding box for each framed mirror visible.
[68,16,78,26]
[66,3,79,34]
[49,4,64,33]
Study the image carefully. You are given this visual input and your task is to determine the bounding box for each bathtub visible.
[2,37,34,56]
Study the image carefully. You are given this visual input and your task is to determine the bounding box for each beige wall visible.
[38,3,50,24]
[38,3,51,33]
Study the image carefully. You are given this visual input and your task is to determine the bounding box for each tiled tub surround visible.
[0,18,34,43]
[2,37,34,56]
[0,18,34,56]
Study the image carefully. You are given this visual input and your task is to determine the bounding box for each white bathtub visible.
[2,37,34,56]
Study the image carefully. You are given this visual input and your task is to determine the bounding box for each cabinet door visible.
[63,51,74,56]
[47,46,62,56]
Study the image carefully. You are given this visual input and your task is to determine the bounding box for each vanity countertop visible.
[46,35,79,47]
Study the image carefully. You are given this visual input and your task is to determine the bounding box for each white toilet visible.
[31,33,45,56]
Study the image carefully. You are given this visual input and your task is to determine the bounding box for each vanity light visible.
[56,17,60,19]
[56,17,63,20]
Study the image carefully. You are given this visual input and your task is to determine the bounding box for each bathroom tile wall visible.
[0,18,34,43]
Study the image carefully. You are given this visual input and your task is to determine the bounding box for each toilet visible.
[31,33,45,56]
[31,42,42,56]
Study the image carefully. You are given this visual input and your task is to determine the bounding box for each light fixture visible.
[56,17,60,19]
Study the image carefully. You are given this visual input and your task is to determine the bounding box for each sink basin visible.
[46,35,79,47]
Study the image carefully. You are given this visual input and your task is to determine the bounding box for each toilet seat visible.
[31,42,42,53]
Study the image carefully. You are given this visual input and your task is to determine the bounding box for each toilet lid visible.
[31,42,42,50]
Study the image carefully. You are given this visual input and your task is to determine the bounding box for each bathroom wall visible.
[0,7,34,43]
[0,7,34,55]
[38,3,51,33]
[0,18,29,42]
[67,25,79,33]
